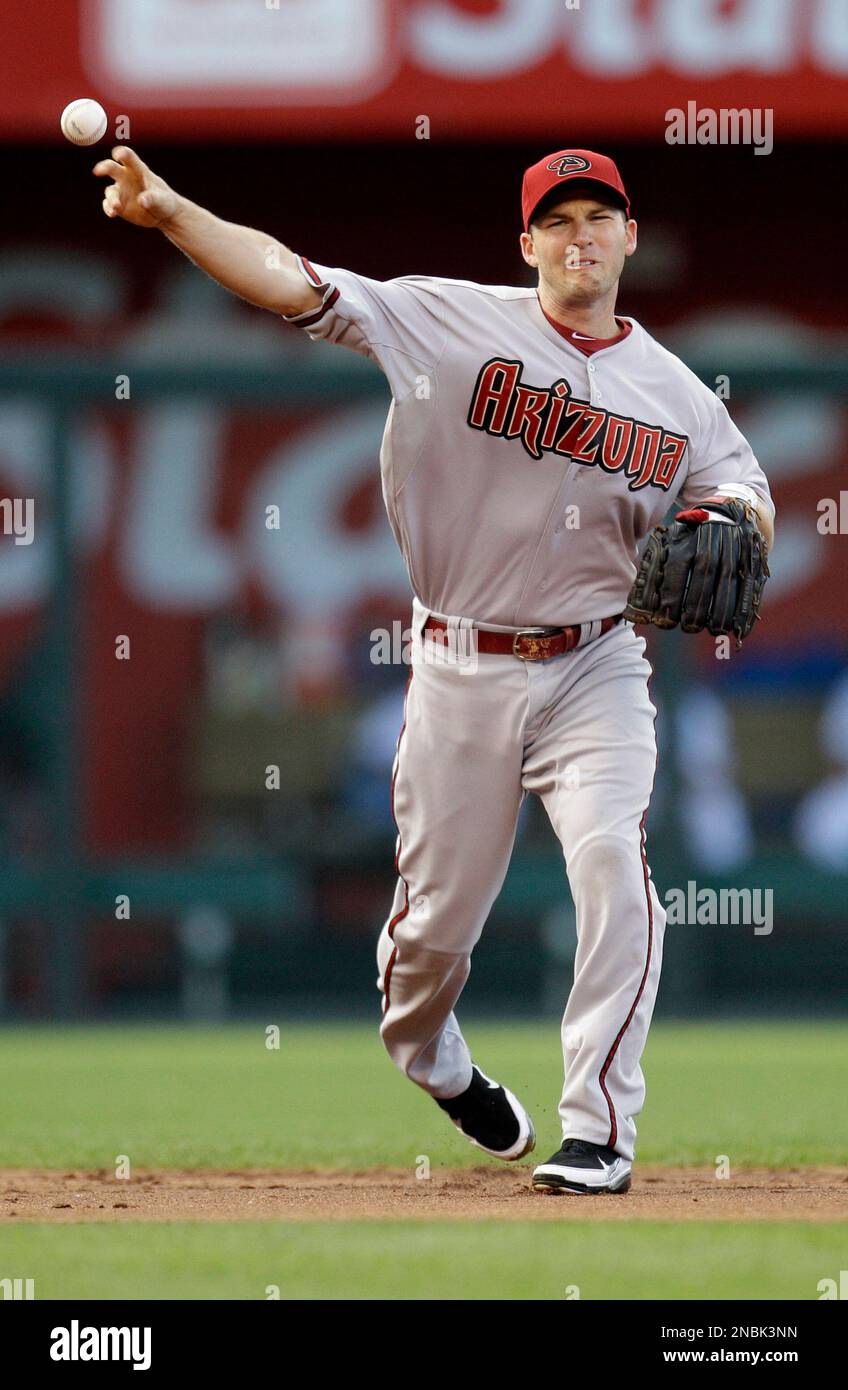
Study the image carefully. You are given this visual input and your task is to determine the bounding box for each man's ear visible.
[624,219,638,257]
[520,230,538,268]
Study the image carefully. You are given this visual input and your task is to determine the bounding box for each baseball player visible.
[95,145,773,1194]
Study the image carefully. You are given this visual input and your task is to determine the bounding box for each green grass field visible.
[0,1021,846,1299]
[1,1221,843,1301]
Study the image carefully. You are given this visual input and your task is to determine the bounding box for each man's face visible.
[520,194,637,306]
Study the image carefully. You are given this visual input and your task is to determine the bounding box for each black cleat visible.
[532,1138,632,1194]
[436,1064,535,1161]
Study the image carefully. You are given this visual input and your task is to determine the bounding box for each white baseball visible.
[60,99,108,147]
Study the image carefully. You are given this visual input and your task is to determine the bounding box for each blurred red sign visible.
[2,0,848,139]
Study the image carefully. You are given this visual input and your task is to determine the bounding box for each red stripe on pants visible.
[381,670,413,1015]
[597,810,654,1150]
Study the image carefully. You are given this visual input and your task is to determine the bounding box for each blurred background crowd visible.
[0,0,846,1021]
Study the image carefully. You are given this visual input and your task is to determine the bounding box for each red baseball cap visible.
[522,149,630,231]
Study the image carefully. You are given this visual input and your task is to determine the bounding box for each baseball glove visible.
[623,497,770,645]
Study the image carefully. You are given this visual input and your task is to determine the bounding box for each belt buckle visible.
[511,627,562,661]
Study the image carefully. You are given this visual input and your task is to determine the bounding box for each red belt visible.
[422,614,622,662]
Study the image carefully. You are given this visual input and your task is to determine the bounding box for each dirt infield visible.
[1,1166,847,1223]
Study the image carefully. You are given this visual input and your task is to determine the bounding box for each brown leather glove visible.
[623,497,770,645]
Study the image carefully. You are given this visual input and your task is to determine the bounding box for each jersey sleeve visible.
[281,256,447,400]
[676,392,775,519]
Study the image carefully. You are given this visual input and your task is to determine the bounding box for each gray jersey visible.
[284,257,773,627]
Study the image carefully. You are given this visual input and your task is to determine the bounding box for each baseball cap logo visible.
[547,154,592,178]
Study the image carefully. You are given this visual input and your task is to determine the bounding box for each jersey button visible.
[538,579,549,590]
[587,364,596,373]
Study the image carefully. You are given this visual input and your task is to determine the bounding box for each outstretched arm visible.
[93,145,321,318]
